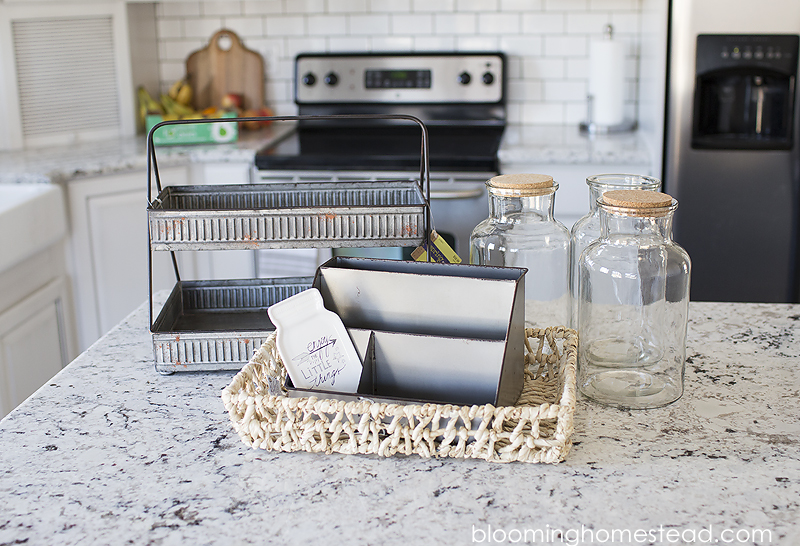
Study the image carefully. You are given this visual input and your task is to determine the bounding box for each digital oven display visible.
[365,69,432,89]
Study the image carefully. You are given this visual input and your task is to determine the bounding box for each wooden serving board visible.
[186,29,265,111]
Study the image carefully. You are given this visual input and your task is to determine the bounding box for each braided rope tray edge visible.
[222,326,578,464]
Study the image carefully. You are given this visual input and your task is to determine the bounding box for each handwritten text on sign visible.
[292,336,347,388]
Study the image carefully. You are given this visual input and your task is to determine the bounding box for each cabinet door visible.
[0,278,69,418]
[66,167,189,350]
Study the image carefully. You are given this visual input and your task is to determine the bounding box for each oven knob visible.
[302,72,316,86]
[482,72,495,85]
[324,72,339,86]
[458,71,471,85]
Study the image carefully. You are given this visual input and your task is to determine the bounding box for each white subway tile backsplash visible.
[183,18,225,40]
[500,0,543,11]
[565,101,588,124]
[522,102,565,124]
[499,36,543,57]
[391,14,434,35]
[284,0,325,14]
[413,0,456,12]
[566,12,611,34]
[434,13,477,35]
[202,1,243,17]
[265,15,306,36]
[456,35,500,51]
[222,17,265,38]
[162,40,205,63]
[509,80,543,102]
[566,58,590,79]
[308,15,347,36]
[590,0,637,10]
[544,0,589,11]
[157,19,183,40]
[371,36,415,50]
[523,58,565,79]
[478,13,520,34]
[158,3,201,18]
[544,80,586,102]
[544,35,588,57]
[159,62,186,89]
[152,0,643,124]
[610,12,640,34]
[370,0,411,13]
[506,56,522,79]
[329,0,368,13]
[285,37,327,57]
[329,36,371,51]
[457,0,499,12]
[414,35,456,50]
[243,1,284,15]
[521,13,565,35]
[350,15,391,35]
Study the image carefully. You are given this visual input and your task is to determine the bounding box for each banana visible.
[168,78,184,100]
[137,86,164,127]
[175,81,193,107]
[160,94,195,117]
[168,78,194,107]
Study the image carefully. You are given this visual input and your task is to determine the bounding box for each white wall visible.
[153,0,644,125]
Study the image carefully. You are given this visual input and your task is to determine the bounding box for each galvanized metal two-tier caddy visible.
[147,115,432,374]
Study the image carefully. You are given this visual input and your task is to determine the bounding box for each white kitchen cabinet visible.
[65,161,257,351]
[0,250,76,419]
[65,167,187,350]
[500,163,652,231]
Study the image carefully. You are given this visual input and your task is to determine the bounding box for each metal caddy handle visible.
[145,113,434,333]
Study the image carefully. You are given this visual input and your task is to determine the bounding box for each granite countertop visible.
[499,124,652,165]
[1,300,798,545]
[0,123,295,185]
[0,124,650,186]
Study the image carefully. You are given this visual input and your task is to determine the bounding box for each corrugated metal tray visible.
[152,277,312,374]
[148,181,426,251]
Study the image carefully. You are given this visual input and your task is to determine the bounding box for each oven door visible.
[253,170,490,277]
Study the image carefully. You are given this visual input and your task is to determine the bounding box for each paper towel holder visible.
[580,24,637,135]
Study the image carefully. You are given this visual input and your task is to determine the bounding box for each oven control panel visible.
[295,53,504,104]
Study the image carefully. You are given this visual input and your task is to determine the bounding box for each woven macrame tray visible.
[222,326,577,464]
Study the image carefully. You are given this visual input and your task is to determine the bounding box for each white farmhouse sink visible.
[0,184,67,273]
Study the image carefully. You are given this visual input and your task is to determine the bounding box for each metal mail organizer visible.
[146,114,434,374]
[284,256,527,407]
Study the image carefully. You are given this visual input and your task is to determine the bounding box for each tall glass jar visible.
[569,174,661,327]
[577,190,691,409]
[469,173,570,328]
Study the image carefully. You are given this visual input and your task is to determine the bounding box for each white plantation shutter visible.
[12,16,122,143]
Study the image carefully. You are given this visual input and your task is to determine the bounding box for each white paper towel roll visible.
[589,38,625,127]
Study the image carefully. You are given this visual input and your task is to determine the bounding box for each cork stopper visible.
[603,190,673,207]
[601,190,676,216]
[488,173,554,189]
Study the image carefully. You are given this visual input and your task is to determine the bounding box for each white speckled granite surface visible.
[1,124,650,187]
[0,300,798,545]
[499,124,652,166]
[0,124,294,185]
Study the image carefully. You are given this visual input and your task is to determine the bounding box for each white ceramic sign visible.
[267,288,363,393]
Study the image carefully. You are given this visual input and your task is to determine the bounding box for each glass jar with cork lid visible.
[576,189,691,409]
[569,174,661,327]
[469,173,570,328]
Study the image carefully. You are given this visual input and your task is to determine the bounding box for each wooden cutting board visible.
[186,29,265,111]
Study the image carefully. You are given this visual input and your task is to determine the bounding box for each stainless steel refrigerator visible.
[664,0,800,302]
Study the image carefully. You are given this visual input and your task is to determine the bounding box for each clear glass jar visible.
[577,190,691,409]
[569,174,661,327]
[469,174,570,328]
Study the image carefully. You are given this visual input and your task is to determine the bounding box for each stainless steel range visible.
[254,52,506,276]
